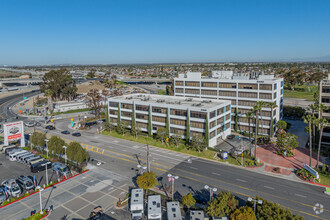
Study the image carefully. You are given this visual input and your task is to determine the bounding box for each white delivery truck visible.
[130,188,144,220]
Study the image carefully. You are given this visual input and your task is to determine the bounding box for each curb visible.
[295,173,330,188]
[0,170,89,209]
[245,163,264,169]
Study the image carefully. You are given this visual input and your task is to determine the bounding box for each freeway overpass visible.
[0,78,43,87]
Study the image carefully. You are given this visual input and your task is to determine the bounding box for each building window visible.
[281,81,284,87]
[121,103,133,109]
[170,127,186,135]
[281,89,283,95]
[202,82,217,87]
[185,81,200,87]
[322,87,330,93]
[238,83,258,90]
[238,100,256,106]
[219,91,236,97]
[190,121,205,129]
[217,108,224,115]
[185,89,200,94]
[152,107,167,114]
[136,122,148,129]
[175,88,183,93]
[226,105,230,112]
[225,122,230,130]
[274,92,277,99]
[170,118,186,126]
[217,117,224,124]
[136,105,149,111]
[175,81,184,86]
[238,92,257,98]
[201,90,217,96]
[122,119,131,125]
[259,84,272,90]
[191,131,204,137]
[225,114,230,121]
[136,113,148,120]
[219,83,236,88]
[274,84,277,90]
[210,111,216,119]
[109,102,118,108]
[217,127,223,134]
[109,110,118,115]
[210,120,216,128]
[259,93,272,100]
[121,111,132,117]
[153,116,166,123]
[190,111,207,119]
[210,130,215,139]
[170,109,187,116]
[110,117,117,123]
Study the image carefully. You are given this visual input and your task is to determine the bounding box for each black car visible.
[61,130,70,135]
[45,125,56,130]
[72,132,81,137]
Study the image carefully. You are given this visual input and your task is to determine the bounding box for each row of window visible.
[175,90,275,100]
[175,81,273,90]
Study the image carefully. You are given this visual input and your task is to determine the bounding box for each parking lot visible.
[0,151,58,196]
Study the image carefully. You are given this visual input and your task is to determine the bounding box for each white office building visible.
[174,71,283,135]
[108,94,231,148]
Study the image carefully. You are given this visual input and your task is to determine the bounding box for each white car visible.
[24,122,34,127]
[1,179,21,197]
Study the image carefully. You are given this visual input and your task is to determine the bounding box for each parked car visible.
[45,125,56,130]
[72,132,81,137]
[24,122,34,127]
[52,162,70,176]
[16,175,34,190]
[1,179,21,197]
[0,187,7,204]
[34,122,41,127]
[61,130,70,135]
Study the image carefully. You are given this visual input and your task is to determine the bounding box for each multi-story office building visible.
[173,71,284,135]
[319,74,330,149]
[108,94,231,148]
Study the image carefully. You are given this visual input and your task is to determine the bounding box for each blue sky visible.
[0,0,329,65]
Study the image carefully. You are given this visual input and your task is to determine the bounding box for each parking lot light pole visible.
[36,186,44,214]
[28,134,32,150]
[168,174,179,200]
[204,185,217,201]
[248,197,263,215]
[44,139,49,158]
[62,145,67,165]
[136,165,147,175]
[41,161,51,186]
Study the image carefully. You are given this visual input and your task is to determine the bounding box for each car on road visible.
[1,179,21,197]
[72,132,81,137]
[0,187,7,204]
[24,122,34,127]
[34,122,41,127]
[61,130,70,135]
[45,125,56,130]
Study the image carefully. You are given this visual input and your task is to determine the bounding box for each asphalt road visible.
[1,93,329,220]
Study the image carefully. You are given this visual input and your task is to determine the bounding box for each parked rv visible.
[148,195,162,220]
[28,158,45,167]
[167,201,182,220]
[30,160,52,173]
[24,155,40,165]
[130,189,144,220]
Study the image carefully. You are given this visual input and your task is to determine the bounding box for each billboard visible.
[3,121,25,147]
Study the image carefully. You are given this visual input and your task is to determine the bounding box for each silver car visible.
[0,187,7,204]
[1,179,21,197]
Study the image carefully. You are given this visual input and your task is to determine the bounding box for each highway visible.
[1,93,329,220]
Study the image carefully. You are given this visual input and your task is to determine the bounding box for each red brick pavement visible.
[256,144,318,169]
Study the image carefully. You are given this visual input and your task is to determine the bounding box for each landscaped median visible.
[0,170,89,209]
[101,130,259,168]
[296,165,330,187]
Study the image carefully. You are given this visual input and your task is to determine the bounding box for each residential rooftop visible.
[109,94,230,109]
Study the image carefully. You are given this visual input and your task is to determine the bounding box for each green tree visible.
[234,108,238,131]
[136,171,157,195]
[276,120,287,134]
[189,135,207,152]
[316,118,328,168]
[303,115,316,166]
[148,105,152,136]
[257,101,266,135]
[87,68,96,78]
[131,106,137,138]
[117,104,121,130]
[230,206,256,220]
[205,191,238,218]
[171,134,181,148]
[182,193,196,209]
[186,109,190,144]
[267,102,278,137]
[156,128,168,144]
[105,121,115,133]
[246,111,254,142]
[30,132,46,150]
[67,141,89,164]
[48,136,65,157]
[86,89,103,117]
[276,132,298,156]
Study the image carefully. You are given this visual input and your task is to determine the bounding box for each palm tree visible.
[303,115,316,166]
[257,101,266,136]
[267,102,278,137]
[318,103,328,120]
[252,104,261,157]
[308,104,319,149]
[316,118,328,168]
[246,111,254,142]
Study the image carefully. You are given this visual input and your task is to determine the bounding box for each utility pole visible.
[146,136,150,172]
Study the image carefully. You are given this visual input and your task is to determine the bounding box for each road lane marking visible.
[190,167,198,170]
[236,179,247,183]
[264,186,274,190]
[295,193,306,198]
[211,172,221,176]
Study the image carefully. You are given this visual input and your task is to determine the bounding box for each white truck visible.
[130,188,144,220]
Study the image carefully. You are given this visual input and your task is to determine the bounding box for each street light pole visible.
[44,139,49,158]
[248,197,263,215]
[63,145,67,165]
[41,162,51,186]
[204,185,217,201]
[168,174,179,200]
[36,186,44,214]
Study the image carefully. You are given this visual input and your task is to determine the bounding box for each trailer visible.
[130,188,144,220]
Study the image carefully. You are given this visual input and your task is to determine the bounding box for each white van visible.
[16,152,32,162]
[8,150,27,161]
[13,151,29,162]
[130,189,144,220]
[24,155,40,165]
[19,153,34,163]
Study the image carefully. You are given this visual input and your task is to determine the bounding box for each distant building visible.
[108,94,231,148]
[319,74,330,149]
[173,71,283,135]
